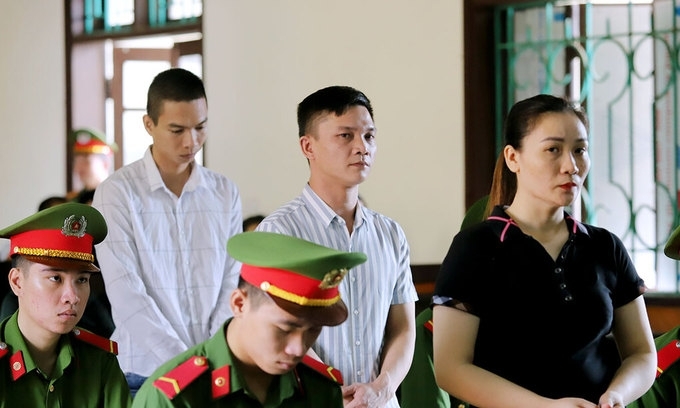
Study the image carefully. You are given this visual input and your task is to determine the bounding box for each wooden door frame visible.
[463,0,536,208]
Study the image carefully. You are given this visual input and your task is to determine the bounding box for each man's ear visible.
[230,288,248,317]
[300,135,314,161]
[142,114,155,135]
[8,267,23,297]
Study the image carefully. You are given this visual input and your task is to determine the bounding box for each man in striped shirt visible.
[257,86,417,408]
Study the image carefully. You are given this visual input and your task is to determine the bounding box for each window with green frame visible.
[494,0,680,292]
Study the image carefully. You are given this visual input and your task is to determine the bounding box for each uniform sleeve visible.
[209,181,243,335]
[400,309,451,408]
[92,177,188,361]
[131,379,174,408]
[102,354,133,408]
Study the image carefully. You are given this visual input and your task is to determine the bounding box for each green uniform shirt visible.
[0,311,131,408]
[133,319,344,408]
[400,308,469,408]
[628,326,680,408]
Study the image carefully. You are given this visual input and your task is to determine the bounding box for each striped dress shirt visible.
[257,184,418,408]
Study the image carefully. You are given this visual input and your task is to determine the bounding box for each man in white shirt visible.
[257,86,417,408]
[92,68,242,395]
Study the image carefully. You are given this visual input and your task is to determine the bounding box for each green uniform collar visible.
[208,319,301,404]
[1,311,75,381]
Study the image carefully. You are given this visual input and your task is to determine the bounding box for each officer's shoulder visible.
[71,327,118,354]
[152,355,210,400]
[299,355,343,385]
[655,326,680,377]
[0,341,9,360]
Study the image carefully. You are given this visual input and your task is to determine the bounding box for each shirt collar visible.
[207,319,302,402]
[1,312,74,381]
[301,184,367,229]
[487,205,590,243]
[143,146,204,194]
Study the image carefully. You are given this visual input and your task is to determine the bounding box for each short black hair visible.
[297,86,373,137]
[146,68,206,124]
[38,196,67,212]
[243,215,266,232]
[237,276,271,309]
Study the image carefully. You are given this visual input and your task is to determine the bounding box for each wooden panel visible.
[645,295,680,336]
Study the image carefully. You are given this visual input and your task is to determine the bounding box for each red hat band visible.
[73,144,112,155]
[240,264,341,307]
[10,229,94,262]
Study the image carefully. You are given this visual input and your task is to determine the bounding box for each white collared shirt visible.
[93,147,242,376]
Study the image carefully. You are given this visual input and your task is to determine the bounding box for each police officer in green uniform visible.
[0,202,131,407]
[628,224,680,408]
[399,197,487,408]
[132,231,367,407]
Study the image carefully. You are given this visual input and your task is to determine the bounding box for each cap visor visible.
[270,296,348,327]
[665,225,680,260]
[21,255,100,273]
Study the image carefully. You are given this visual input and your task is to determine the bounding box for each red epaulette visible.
[10,350,26,381]
[656,339,680,378]
[72,327,118,355]
[211,364,231,399]
[301,355,343,385]
[424,319,434,333]
[0,342,9,360]
[154,356,210,400]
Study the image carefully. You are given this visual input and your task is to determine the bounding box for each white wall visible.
[0,1,465,265]
[203,0,466,264]
[0,2,66,225]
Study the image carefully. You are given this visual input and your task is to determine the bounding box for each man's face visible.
[10,261,91,338]
[143,99,207,170]
[300,105,377,188]
[232,290,323,375]
[73,153,110,190]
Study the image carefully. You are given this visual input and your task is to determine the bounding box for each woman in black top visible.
[432,95,656,408]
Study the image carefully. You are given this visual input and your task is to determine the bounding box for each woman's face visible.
[505,111,590,209]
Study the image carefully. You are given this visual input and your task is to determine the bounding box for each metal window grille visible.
[494,0,680,292]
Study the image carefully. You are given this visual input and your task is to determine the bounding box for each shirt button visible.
[564,295,573,302]
[355,340,361,346]
[49,384,55,392]
[559,283,567,289]
[357,371,362,377]
[353,309,359,315]
[350,276,356,282]
[554,267,562,274]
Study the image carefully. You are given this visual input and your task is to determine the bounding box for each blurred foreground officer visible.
[628,225,680,408]
[0,203,131,407]
[132,231,367,407]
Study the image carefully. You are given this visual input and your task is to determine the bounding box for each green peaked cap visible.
[227,231,367,280]
[0,202,107,243]
[71,127,119,154]
[0,203,107,272]
[665,224,680,260]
